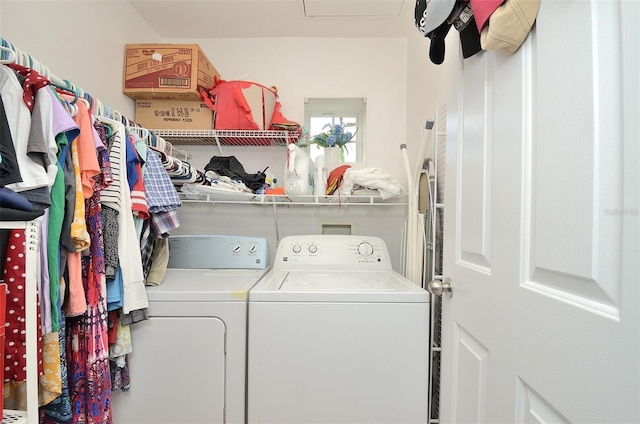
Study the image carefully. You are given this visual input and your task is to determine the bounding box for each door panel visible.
[440,1,639,423]
[112,316,226,424]
[459,56,492,271]
[515,379,570,424]
[532,1,623,314]
[452,325,489,424]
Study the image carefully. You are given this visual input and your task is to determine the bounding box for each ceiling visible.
[128,0,416,38]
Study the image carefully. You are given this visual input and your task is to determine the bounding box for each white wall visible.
[405,23,460,160]
[0,0,458,271]
[0,0,155,117]
[167,36,408,182]
[0,1,456,184]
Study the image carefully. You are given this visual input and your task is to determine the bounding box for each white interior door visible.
[439,1,639,423]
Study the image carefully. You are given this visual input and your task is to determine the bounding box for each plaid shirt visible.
[143,149,182,213]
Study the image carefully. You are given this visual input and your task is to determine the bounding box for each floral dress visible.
[65,191,112,423]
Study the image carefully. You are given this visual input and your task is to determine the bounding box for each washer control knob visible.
[249,243,257,253]
[233,244,241,253]
[357,242,374,256]
[292,244,302,254]
[308,244,318,254]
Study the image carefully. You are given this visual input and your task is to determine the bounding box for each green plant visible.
[301,121,358,151]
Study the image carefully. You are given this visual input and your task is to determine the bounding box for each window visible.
[304,98,366,163]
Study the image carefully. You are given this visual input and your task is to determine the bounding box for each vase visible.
[323,146,342,167]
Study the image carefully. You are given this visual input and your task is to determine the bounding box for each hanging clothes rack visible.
[1,36,192,423]
[0,37,188,161]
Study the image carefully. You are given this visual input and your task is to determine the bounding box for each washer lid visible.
[249,270,429,303]
[147,268,270,302]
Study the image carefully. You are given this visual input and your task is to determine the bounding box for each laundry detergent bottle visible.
[284,143,312,196]
[314,154,327,196]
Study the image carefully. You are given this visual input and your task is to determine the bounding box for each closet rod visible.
[0,36,189,160]
[1,36,120,119]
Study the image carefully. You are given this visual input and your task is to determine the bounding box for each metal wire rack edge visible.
[151,129,300,146]
[178,193,408,206]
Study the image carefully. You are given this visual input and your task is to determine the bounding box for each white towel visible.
[339,168,404,200]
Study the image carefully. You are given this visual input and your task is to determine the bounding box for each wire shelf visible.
[178,192,408,206]
[150,129,299,146]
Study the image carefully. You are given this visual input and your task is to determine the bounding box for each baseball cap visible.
[480,0,541,55]
[426,20,452,65]
[415,0,457,36]
[469,0,505,32]
[449,1,482,59]
[424,0,482,65]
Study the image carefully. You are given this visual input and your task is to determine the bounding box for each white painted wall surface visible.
[0,0,455,271]
[0,0,159,118]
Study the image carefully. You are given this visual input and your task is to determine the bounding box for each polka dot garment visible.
[3,229,44,383]
[6,63,51,112]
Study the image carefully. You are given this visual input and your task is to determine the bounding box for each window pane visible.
[304,98,366,163]
[308,115,358,162]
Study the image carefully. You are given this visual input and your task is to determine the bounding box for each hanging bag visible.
[202,77,277,130]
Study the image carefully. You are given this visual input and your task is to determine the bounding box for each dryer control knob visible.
[233,244,242,253]
[249,243,258,253]
[357,242,374,256]
[308,244,318,254]
[292,244,302,254]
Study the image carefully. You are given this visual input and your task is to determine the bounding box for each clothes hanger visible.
[112,109,123,123]
[103,103,112,119]
[83,92,93,111]
[18,49,29,67]
[0,46,16,64]
[119,111,130,126]
[93,97,105,117]
[62,97,78,117]
[1,40,26,68]
[148,144,168,163]
[59,93,79,117]
[126,125,149,140]
[50,80,78,105]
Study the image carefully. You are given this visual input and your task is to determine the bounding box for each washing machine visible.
[247,235,430,424]
[113,235,269,424]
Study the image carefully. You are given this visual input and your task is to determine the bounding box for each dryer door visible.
[113,316,226,423]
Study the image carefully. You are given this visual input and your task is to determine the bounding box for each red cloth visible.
[326,165,351,195]
[6,63,51,112]
[469,0,505,32]
[2,230,44,383]
[128,135,149,220]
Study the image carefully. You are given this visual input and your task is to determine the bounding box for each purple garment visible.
[91,124,105,152]
[46,87,80,164]
[39,209,52,333]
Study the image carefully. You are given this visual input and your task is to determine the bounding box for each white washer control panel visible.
[168,235,268,269]
[357,241,374,256]
[275,235,392,270]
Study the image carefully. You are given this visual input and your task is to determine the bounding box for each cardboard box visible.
[123,43,220,101]
[135,100,213,130]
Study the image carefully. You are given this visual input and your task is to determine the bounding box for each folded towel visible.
[339,168,404,200]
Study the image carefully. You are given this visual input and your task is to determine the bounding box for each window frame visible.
[303,97,366,163]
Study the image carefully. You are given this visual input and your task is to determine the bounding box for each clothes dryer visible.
[247,235,430,424]
[113,235,269,424]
